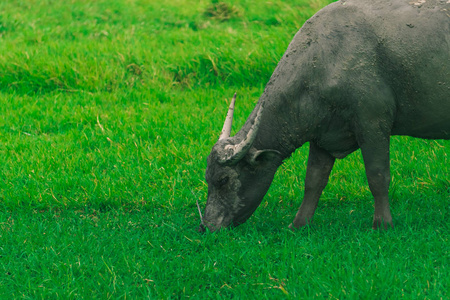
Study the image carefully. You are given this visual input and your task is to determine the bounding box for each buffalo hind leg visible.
[360,137,394,230]
[290,143,335,229]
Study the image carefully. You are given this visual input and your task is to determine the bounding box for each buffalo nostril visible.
[197,224,206,233]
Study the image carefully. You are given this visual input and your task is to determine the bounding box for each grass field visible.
[0,0,449,298]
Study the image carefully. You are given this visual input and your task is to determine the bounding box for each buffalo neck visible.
[237,89,322,161]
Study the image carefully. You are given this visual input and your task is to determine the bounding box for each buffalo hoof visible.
[288,223,308,231]
[288,223,296,231]
[372,218,394,230]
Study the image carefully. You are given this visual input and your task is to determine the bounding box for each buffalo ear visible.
[246,148,281,166]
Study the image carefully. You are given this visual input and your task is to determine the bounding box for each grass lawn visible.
[0,0,449,298]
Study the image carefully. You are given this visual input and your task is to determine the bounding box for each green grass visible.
[0,0,449,298]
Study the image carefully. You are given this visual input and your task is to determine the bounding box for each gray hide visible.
[199,0,450,232]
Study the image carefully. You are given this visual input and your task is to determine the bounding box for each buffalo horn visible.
[219,93,237,140]
[218,102,264,164]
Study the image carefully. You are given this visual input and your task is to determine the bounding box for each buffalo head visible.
[197,94,282,232]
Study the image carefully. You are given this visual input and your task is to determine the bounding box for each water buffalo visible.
[197,0,450,232]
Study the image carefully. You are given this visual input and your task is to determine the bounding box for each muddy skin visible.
[200,0,450,232]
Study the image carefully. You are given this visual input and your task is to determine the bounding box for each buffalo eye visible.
[217,176,229,187]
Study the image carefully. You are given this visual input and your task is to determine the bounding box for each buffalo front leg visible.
[290,143,335,229]
[360,137,394,230]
